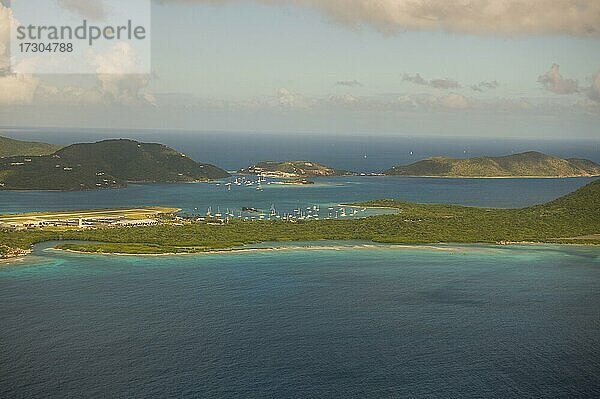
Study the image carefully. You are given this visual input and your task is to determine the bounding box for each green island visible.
[2,135,599,191]
[1,179,598,257]
[0,139,229,191]
[239,160,352,178]
[385,151,600,177]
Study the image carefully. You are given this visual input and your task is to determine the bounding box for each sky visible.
[1,0,600,138]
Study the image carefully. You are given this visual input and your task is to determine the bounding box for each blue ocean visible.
[1,131,599,397]
[1,244,599,398]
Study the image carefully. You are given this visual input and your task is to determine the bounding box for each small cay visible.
[239,160,353,178]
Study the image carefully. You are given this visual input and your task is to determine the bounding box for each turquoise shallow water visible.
[1,244,599,398]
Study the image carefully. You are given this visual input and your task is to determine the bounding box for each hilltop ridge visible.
[0,136,62,158]
[0,139,230,191]
[385,151,600,177]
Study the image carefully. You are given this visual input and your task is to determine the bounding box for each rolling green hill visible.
[0,139,230,191]
[0,136,61,158]
[385,152,600,177]
[240,160,351,177]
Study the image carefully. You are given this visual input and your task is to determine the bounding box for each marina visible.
[186,203,370,224]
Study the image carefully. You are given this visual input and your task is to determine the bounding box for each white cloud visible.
[537,64,579,94]
[471,81,499,92]
[56,0,108,21]
[403,73,460,89]
[169,0,600,37]
[328,93,360,105]
[88,42,156,105]
[0,5,9,75]
[0,74,39,105]
[35,84,104,105]
[431,92,470,109]
[0,5,40,106]
[0,13,154,108]
[88,42,142,75]
[403,73,427,86]
[335,80,363,87]
[588,71,600,102]
[275,87,310,109]
[430,79,460,90]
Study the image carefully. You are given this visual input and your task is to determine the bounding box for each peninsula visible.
[1,179,598,258]
[385,151,600,178]
[0,139,230,191]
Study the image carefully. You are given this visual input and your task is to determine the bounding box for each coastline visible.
[1,239,597,265]
[2,179,598,263]
[49,240,600,258]
[0,248,32,261]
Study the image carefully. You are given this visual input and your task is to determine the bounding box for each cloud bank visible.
[588,71,600,102]
[403,73,460,89]
[167,0,600,36]
[537,64,579,94]
[0,4,154,108]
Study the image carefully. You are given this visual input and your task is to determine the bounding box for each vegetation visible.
[385,151,600,177]
[1,179,598,257]
[0,136,61,158]
[240,160,352,177]
[0,139,230,191]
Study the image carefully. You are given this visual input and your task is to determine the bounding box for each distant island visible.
[239,160,352,178]
[0,136,62,158]
[385,151,600,178]
[1,137,598,193]
[1,179,598,258]
[0,139,230,191]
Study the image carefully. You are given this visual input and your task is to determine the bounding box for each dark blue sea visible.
[1,130,599,397]
[1,243,599,398]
